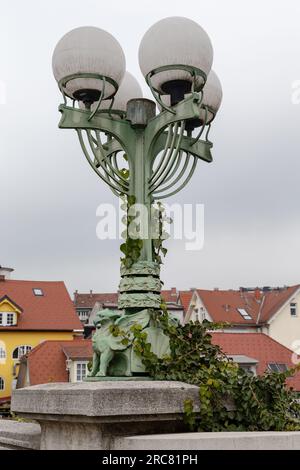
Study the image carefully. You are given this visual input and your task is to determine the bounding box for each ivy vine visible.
[120,196,172,269]
[120,194,143,268]
[132,306,300,432]
[151,202,172,266]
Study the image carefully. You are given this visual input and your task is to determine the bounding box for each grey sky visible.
[1,0,300,296]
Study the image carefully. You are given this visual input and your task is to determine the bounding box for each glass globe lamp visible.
[52,26,126,104]
[138,17,213,105]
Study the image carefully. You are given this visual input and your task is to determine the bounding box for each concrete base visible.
[11,381,200,450]
[84,376,152,382]
[115,431,300,450]
[0,420,40,450]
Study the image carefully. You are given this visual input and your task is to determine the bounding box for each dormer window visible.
[0,296,22,326]
[0,312,16,326]
[6,313,14,325]
[33,288,44,296]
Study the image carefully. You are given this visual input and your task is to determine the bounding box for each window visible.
[237,308,252,320]
[0,348,6,359]
[12,345,32,360]
[0,377,4,390]
[78,310,90,320]
[33,288,44,296]
[290,303,297,317]
[76,363,87,382]
[268,363,288,373]
[6,313,14,326]
[0,312,16,326]
[239,365,255,375]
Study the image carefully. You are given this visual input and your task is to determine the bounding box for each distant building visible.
[17,339,93,387]
[0,266,83,409]
[211,332,300,391]
[184,286,300,351]
[74,288,186,337]
[16,333,300,392]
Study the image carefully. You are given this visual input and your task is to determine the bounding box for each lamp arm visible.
[159,150,184,186]
[58,104,135,156]
[152,132,213,163]
[149,121,185,194]
[149,122,179,186]
[77,130,128,195]
[87,135,129,186]
[152,151,190,196]
[144,92,201,155]
[94,131,129,187]
[102,159,125,197]
[147,124,174,185]
[153,155,198,200]
[101,137,124,158]
[86,130,129,191]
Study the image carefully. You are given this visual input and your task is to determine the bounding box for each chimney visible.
[170,287,177,298]
[254,288,262,302]
[0,266,14,280]
[90,289,93,297]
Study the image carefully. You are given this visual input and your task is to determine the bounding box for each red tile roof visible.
[161,288,179,304]
[0,280,83,331]
[259,286,299,323]
[62,342,93,359]
[74,293,118,309]
[24,334,300,391]
[197,286,300,325]
[75,289,184,310]
[179,290,194,313]
[26,340,92,385]
[211,332,300,391]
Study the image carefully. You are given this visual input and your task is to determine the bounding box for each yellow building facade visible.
[0,273,83,405]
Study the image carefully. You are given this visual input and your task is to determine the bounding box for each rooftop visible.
[196,285,300,325]
[211,332,300,390]
[0,279,83,331]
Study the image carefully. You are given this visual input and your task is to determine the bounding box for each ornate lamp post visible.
[52,17,222,378]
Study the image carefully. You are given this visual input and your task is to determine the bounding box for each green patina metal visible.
[58,83,214,378]
[119,276,162,293]
[86,309,170,378]
[120,260,160,277]
[118,292,162,310]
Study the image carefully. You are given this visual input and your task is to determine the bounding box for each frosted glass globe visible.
[52,26,126,100]
[200,70,223,123]
[103,71,143,111]
[139,17,213,93]
[79,71,143,113]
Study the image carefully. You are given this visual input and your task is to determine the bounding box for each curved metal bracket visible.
[145,64,206,113]
[58,105,135,157]
[152,155,198,200]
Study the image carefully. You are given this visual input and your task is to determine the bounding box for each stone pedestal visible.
[11,381,200,450]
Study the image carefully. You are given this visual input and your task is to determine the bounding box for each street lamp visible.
[52,17,222,377]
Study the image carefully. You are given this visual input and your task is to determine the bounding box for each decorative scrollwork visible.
[77,129,129,196]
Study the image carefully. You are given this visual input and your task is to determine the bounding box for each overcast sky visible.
[1,0,300,296]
